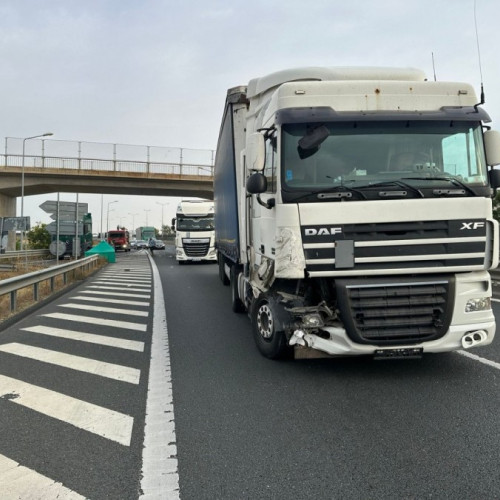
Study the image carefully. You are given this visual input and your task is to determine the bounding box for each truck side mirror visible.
[246,172,267,194]
[489,169,500,189]
[247,133,265,171]
[484,130,500,166]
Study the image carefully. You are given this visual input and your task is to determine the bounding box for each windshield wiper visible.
[350,180,424,198]
[291,184,367,202]
[402,176,477,196]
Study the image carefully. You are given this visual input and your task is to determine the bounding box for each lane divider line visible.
[140,254,180,499]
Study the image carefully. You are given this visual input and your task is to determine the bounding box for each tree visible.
[26,222,51,249]
[493,191,500,224]
[162,225,174,236]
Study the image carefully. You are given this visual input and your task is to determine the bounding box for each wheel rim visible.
[257,303,273,339]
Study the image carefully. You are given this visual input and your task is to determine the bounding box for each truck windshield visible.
[281,120,488,197]
[177,216,214,231]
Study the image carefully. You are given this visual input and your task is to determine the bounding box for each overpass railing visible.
[3,137,215,177]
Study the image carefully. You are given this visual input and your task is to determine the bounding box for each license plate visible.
[374,347,423,360]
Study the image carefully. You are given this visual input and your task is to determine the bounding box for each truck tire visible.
[251,295,291,359]
[230,266,245,313]
[218,254,229,286]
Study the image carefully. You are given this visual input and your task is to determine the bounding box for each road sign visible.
[0,216,30,232]
[40,201,88,215]
[49,213,84,221]
[46,221,83,235]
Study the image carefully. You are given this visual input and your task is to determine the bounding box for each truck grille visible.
[335,277,454,345]
[183,238,210,257]
[302,219,489,276]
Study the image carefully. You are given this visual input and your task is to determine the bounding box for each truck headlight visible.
[465,297,491,312]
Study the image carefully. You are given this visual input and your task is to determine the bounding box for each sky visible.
[1,0,499,234]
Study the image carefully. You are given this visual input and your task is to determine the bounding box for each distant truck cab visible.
[107,227,130,252]
[171,199,216,264]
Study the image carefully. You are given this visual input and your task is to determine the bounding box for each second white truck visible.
[172,199,216,264]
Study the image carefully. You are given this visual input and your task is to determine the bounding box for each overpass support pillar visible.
[0,193,16,217]
[0,194,17,251]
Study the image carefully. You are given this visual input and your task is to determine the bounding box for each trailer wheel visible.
[230,266,245,313]
[251,295,291,359]
[218,254,229,286]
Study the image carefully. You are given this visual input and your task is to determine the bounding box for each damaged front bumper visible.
[289,320,496,358]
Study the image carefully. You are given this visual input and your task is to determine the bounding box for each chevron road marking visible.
[81,289,151,299]
[87,285,152,293]
[41,312,147,331]
[71,295,150,307]
[0,453,85,499]
[0,343,141,384]
[58,303,149,317]
[0,374,134,446]
[21,325,145,352]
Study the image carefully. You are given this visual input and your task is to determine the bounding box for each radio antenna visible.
[431,52,437,81]
[473,0,485,109]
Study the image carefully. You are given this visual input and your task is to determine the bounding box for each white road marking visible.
[96,277,152,283]
[491,298,500,302]
[101,273,151,277]
[92,280,151,288]
[0,343,141,384]
[72,295,150,307]
[457,349,500,370]
[21,325,144,352]
[87,285,152,293]
[42,312,147,332]
[0,453,85,499]
[81,289,151,299]
[140,253,180,499]
[0,374,134,446]
[59,303,149,317]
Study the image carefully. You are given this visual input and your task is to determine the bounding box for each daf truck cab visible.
[214,67,500,360]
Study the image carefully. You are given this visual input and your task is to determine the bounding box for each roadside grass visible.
[0,258,108,323]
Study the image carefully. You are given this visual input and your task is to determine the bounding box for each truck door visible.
[249,136,277,265]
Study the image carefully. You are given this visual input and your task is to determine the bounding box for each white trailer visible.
[214,66,500,360]
[172,199,216,264]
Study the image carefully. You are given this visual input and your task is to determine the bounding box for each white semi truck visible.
[214,66,500,360]
[172,199,216,264]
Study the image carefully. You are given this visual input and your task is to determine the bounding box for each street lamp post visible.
[106,200,118,237]
[20,132,53,251]
[144,209,151,226]
[129,212,138,234]
[156,201,169,235]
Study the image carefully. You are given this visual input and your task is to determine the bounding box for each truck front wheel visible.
[251,296,291,359]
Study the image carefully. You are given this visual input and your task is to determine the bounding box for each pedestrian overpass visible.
[0,137,215,217]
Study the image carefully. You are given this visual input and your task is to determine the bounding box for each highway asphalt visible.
[0,247,499,499]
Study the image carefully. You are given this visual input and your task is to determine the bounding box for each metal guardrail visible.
[0,249,50,260]
[0,254,100,313]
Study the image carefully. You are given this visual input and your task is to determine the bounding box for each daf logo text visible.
[305,227,343,236]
